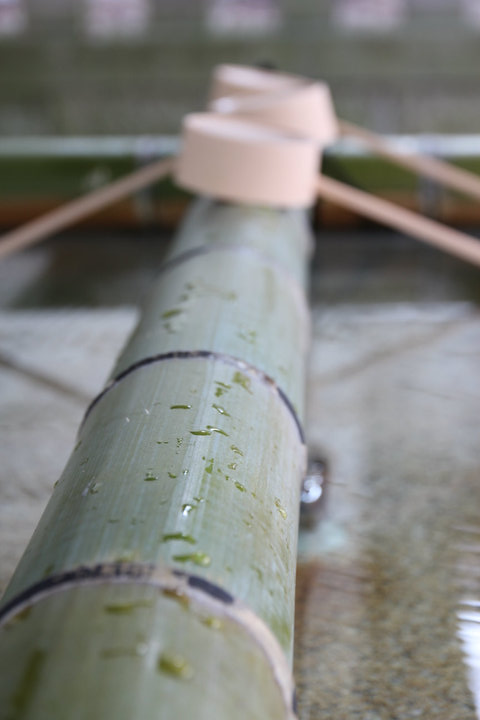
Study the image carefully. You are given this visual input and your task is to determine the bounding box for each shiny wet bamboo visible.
[0,198,311,720]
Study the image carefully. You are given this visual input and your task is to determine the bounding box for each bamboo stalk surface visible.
[0,198,311,719]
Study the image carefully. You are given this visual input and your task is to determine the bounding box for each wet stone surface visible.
[296,234,480,718]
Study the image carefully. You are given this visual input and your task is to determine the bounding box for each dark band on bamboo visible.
[0,563,238,625]
[83,350,305,443]
[0,563,150,623]
[173,571,235,604]
[157,244,310,333]
[160,242,307,291]
[0,562,298,719]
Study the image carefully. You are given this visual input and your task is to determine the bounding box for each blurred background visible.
[0,0,480,137]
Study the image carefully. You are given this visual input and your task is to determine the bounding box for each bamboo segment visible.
[110,250,309,418]
[0,582,294,720]
[2,357,304,656]
[109,200,311,417]
[167,198,313,287]
[0,198,310,719]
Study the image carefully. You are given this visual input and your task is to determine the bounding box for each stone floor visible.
[1,226,480,718]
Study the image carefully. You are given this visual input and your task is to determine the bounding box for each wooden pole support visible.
[317,174,480,268]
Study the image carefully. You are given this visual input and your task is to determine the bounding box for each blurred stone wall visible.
[0,0,480,136]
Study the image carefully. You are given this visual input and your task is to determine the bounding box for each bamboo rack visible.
[0,198,311,719]
[3,135,480,231]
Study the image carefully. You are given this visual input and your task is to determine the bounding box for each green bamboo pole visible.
[166,198,312,287]
[0,198,311,719]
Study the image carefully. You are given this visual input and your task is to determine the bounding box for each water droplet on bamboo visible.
[207,426,229,437]
[274,498,287,519]
[115,551,136,562]
[163,587,190,609]
[144,473,158,482]
[168,472,177,479]
[237,330,257,344]
[212,403,230,416]
[104,600,152,614]
[170,404,192,410]
[173,552,211,567]
[205,458,214,474]
[201,616,223,630]
[235,481,246,492]
[230,445,244,456]
[232,371,252,393]
[191,424,227,437]
[162,308,183,319]
[157,652,194,679]
[162,532,196,544]
[81,479,99,497]
[9,607,32,626]
[214,381,231,398]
